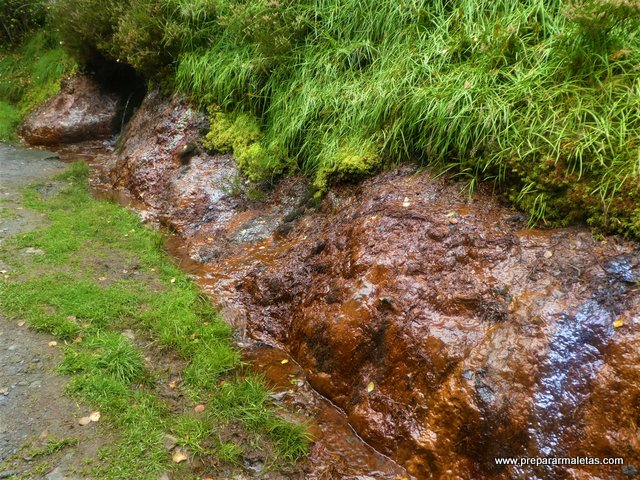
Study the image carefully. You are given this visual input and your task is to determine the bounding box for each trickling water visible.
[532,301,612,459]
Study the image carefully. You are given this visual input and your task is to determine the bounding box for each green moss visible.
[203,110,290,182]
[235,141,289,182]
[312,141,382,192]
[202,110,261,153]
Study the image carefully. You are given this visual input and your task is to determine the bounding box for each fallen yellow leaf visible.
[367,382,375,392]
[89,411,101,422]
[78,416,91,426]
[281,359,289,365]
[48,341,57,347]
[613,318,625,328]
[170,278,176,284]
[172,449,188,463]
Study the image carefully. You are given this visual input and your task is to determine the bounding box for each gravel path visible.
[0,144,107,479]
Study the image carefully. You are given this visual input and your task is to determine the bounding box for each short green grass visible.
[0,162,310,479]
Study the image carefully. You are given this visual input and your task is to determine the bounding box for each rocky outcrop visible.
[20,75,122,145]
[101,91,640,479]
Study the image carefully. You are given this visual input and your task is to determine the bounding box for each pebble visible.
[45,467,80,480]
[163,434,177,451]
[0,471,19,479]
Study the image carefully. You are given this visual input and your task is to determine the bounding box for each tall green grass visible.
[44,0,640,236]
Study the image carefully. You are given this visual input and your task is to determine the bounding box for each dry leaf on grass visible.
[172,449,188,463]
[194,404,205,413]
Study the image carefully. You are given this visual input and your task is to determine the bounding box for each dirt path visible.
[0,144,109,479]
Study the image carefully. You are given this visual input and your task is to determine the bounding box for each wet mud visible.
[34,90,640,479]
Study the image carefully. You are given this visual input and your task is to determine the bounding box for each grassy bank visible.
[0,31,76,142]
[0,163,309,479]
[6,0,640,236]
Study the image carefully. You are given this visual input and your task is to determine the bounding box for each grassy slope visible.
[5,1,640,236]
[171,0,640,235]
[0,163,309,479]
[0,31,76,142]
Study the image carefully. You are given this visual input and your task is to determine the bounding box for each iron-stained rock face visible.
[102,90,640,479]
[19,75,122,145]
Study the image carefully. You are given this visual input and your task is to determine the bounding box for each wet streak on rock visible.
[50,90,640,479]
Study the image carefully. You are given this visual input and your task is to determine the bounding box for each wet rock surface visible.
[67,92,640,479]
[19,75,123,145]
[97,93,409,480]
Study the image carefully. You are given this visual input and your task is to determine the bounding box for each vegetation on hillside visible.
[0,29,76,142]
[3,0,640,236]
[0,0,47,45]
[0,163,310,478]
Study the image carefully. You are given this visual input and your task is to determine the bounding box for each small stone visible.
[45,467,80,480]
[163,434,178,451]
[78,416,91,426]
[448,217,459,225]
[543,250,553,259]
[48,341,57,347]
